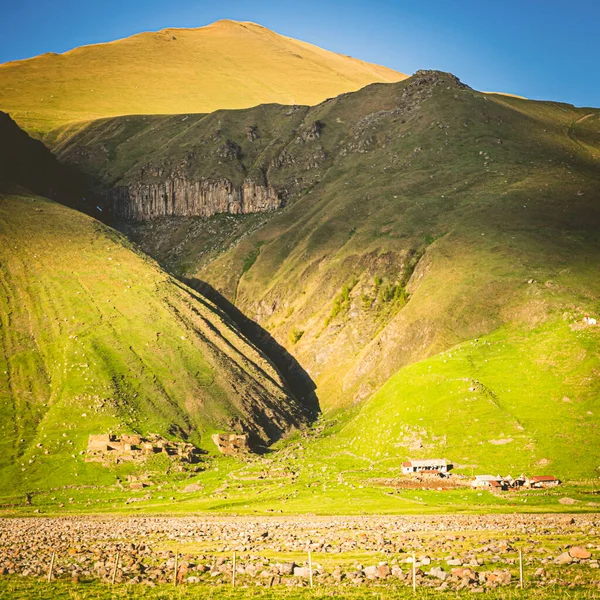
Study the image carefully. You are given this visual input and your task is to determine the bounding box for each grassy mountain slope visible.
[0,115,313,495]
[0,19,406,136]
[0,194,312,497]
[46,102,312,198]
[50,72,600,478]
[196,76,600,408]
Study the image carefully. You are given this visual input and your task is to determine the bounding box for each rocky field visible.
[0,514,599,597]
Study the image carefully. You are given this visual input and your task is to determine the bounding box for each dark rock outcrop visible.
[110,177,281,220]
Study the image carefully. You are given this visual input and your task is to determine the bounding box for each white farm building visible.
[401,459,452,475]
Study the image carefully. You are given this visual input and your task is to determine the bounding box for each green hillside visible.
[332,321,599,478]
[0,192,313,497]
[49,71,600,480]
[0,19,406,136]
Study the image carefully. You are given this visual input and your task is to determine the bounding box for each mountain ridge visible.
[0,19,407,135]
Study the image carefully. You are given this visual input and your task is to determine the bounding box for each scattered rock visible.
[451,567,477,581]
[182,483,203,493]
[363,565,378,579]
[0,514,597,592]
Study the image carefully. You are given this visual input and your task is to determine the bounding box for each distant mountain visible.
[51,71,600,478]
[0,115,310,497]
[0,19,406,135]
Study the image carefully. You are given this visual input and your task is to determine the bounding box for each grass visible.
[2,578,600,600]
[289,328,305,345]
[243,243,265,274]
[3,429,599,516]
[0,20,406,136]
[182,74,600,429]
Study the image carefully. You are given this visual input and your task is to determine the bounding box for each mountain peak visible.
[208,19,265,28]
[154,19,267,34]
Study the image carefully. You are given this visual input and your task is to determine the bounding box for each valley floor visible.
[0,514,598,598]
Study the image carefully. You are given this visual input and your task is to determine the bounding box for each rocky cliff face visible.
[110,177,281,220]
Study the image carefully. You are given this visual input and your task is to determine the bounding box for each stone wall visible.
[211,433,251,456]
[86,434,200,465]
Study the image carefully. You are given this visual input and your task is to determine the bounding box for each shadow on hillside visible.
[184,277,321,421]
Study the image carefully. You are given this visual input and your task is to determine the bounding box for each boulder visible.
[182,483,202,493]
[429,566,448,581]
[483,570,511,586]
[554,552,573,565]
[176,563,189,583]
[363,565,378,579]
[451,567,477,581]
[129,482,146,490]
[495,570,511,586]
[278,563,295,576]
[391,565,404,578]
[558,497,577,505]
[569,547,591,559]
[376,564,391,578]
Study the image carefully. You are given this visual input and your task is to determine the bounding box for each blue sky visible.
[1,0,599,107]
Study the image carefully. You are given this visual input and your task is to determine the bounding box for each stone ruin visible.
[211,433,251,456]
[86,433,201,466]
